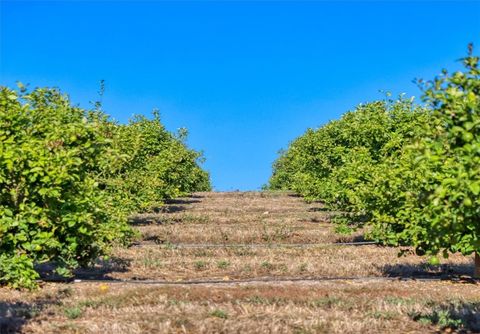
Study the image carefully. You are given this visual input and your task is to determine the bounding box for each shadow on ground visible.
[0,289,69,334]
[128,195,204,225]
[410,301,480,332]
[35,257,131,282]
[74,257,132,280]
[128,214,164,225]
[164,197,202,205]
[1,301,42,334]
[308,207,330,212]
[128,208,189,225]
[381,262,475,280]
[334,234,372,243]
[157,205,190,213]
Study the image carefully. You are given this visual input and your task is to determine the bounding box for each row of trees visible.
[269,46,480,267]
[0,86,210,288]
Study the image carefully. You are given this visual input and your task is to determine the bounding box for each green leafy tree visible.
[269,98,427,211]
[368,45,480,265]
[101,112,211,214]
[0,84,211,288]
[0,86,132,288]
[269,45,480,272]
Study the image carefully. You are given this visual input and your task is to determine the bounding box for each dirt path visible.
[1,192,479,333]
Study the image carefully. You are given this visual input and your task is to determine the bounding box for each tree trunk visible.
[475,253,480,278]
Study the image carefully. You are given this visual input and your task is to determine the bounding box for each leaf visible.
[469,183,480,195]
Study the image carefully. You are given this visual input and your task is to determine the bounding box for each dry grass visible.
[3,281,480,333]
[1,191,479,333]
[86,245,472,281]
[136,192,356,245]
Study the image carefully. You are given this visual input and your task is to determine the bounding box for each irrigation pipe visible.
[38,275,478,285]
[130,241,379,249]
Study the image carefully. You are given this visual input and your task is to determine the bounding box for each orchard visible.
[270,46,480,272]
[0,86,210,288]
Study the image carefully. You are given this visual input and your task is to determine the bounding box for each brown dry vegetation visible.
[1,192,479,333]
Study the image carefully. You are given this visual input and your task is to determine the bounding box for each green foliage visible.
[63,306,84,319]
[217,259,230,269]
[269,45,479,260]
[100,112,210,214]
[0,84,211,288]
[368,45,480,257]
[269,97,428,211]
[410,302,480,331]
[210,309,228,319]
[0,86,132,288]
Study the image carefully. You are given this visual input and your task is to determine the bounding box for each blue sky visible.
[1,1,479,190]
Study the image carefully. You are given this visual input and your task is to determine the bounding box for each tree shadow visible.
[164,198,202,205]
[128,214,164,226]
[157,205,189,213]
[35,257,132,282]
[145,204,191,214]
[0,289,68,333]
[308,207,330,212]
[1,301,43,333]
[308,217,329,223]
[351,235,369,242]
[141,235,165,244]
[128,195,203,225]
[410,301,480,332]
[381,262,475,280]
[74,257,132,280]
[334,235,372,243]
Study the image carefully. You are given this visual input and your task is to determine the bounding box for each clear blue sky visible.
[1,1,479,190]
